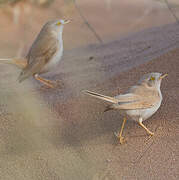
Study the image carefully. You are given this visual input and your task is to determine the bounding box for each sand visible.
[0,21,178,179]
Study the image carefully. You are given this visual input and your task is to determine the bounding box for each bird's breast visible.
[42,43,63,73]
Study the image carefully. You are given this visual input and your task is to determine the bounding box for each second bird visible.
[0,19,70,88]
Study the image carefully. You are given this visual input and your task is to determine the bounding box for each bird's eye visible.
[150,76,155,81]
[56,22,61,26]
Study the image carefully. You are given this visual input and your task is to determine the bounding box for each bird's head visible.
[138,72,168,89]
[55,19,70,26]
[43,19,70,34]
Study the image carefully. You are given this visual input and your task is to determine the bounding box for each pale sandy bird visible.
[0,19,70,88]
[84,73,167,144]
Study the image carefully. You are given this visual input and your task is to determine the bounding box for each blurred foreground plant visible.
[0,0,22,6]
[0,0,54,7]
[0,0,54,25]
[30,0,54,7]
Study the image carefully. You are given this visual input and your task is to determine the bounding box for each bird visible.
[0,19,70,88]
[84,73,167,144]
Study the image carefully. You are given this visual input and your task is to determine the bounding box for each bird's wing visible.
[19,32,58,80]
[27,31,58,68]
[117,98,156,110]
[115,83,161,110]
[115,93,139,102]
[116,91,159,110]
[18,33,58,82]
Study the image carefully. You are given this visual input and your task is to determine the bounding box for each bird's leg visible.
[138,118,154,136]
[114,117,127,144]
[34,74,55,88]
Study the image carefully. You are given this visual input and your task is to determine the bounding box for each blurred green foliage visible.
[0,0,22,5]
[0,0,54,7]
[31,0,54,7]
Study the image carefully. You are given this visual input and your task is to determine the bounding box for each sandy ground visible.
[0,21,178,179]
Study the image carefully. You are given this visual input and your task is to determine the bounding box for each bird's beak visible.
[63,19,70,24]
[159,74,168,80]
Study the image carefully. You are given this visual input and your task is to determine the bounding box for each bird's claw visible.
[148,132,154,136]
[114,132,126,144]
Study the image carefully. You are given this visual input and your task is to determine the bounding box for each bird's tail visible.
[0,58,27,69]
[83,90,118,103]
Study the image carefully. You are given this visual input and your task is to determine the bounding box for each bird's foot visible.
[138,122,154,137]
[114,132,126,144]
[148,131,154,136]
[119,136,126,144]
